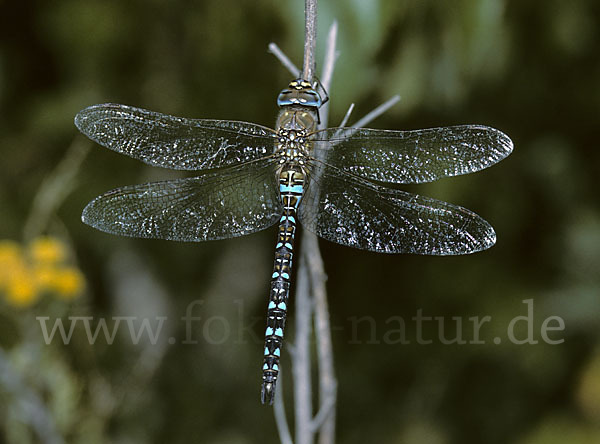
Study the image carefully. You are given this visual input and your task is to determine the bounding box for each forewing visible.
[298,163,495,255]
[311,125,513,184]
[75,103,276,170]
[82,159,282,241]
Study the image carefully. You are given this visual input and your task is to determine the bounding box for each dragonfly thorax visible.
[275,128,310,165]
[276,107,318,133]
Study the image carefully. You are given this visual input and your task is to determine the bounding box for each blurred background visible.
[1,0,599,443]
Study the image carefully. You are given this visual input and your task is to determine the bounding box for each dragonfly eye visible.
[277,79,323,109]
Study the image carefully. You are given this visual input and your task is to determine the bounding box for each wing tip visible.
[478,224,497,253]
[467,218,497,254]
[469,124,514,160]
[74,104,103,134]
[496,129,514,159]
[74,103,128,133]
[73,107,89,133]
[81,197,101,230]
[81,196,135,239]
[441,211,497,256]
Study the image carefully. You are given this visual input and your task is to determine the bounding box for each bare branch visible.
[321,20,338,91]
[352,95,401,129]
[310,380,337,432]
[294,252,314,444]
[274,374,294,444]
[339,103,355,128]
[313,18,339,444]
[306,233,337,444]
[294,2,319,444]
[303,0,318,80]
[268,42,300,78]
[24,137,91,240]
[318,20,338,131]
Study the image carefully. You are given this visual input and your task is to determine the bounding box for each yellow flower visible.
[50,267,85,300]
[5,268,39,307]
[0,241,24,288]
[32,264,57,289]
[1,237,85,307]
[28,236,67,265]
[0,240,22,262]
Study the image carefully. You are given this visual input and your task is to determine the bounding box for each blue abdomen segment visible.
[261,166,305,405]
[280,184,304,194]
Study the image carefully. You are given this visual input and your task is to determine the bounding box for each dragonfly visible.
[75,78,513,405]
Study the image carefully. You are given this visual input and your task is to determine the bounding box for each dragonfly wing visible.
[82,159,282,241]
[298,162,495,255]
[312,125,513,184]
[75,103,276,171]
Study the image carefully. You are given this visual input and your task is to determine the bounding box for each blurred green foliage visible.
[1,0,599,443]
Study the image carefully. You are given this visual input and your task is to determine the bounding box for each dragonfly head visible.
[277,78,323,109]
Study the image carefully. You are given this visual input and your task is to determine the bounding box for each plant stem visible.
[302,0,318,81]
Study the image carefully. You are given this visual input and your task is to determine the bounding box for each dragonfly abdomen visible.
[261,166,305,404]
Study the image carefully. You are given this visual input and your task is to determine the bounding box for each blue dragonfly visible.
[75,78,513,404]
